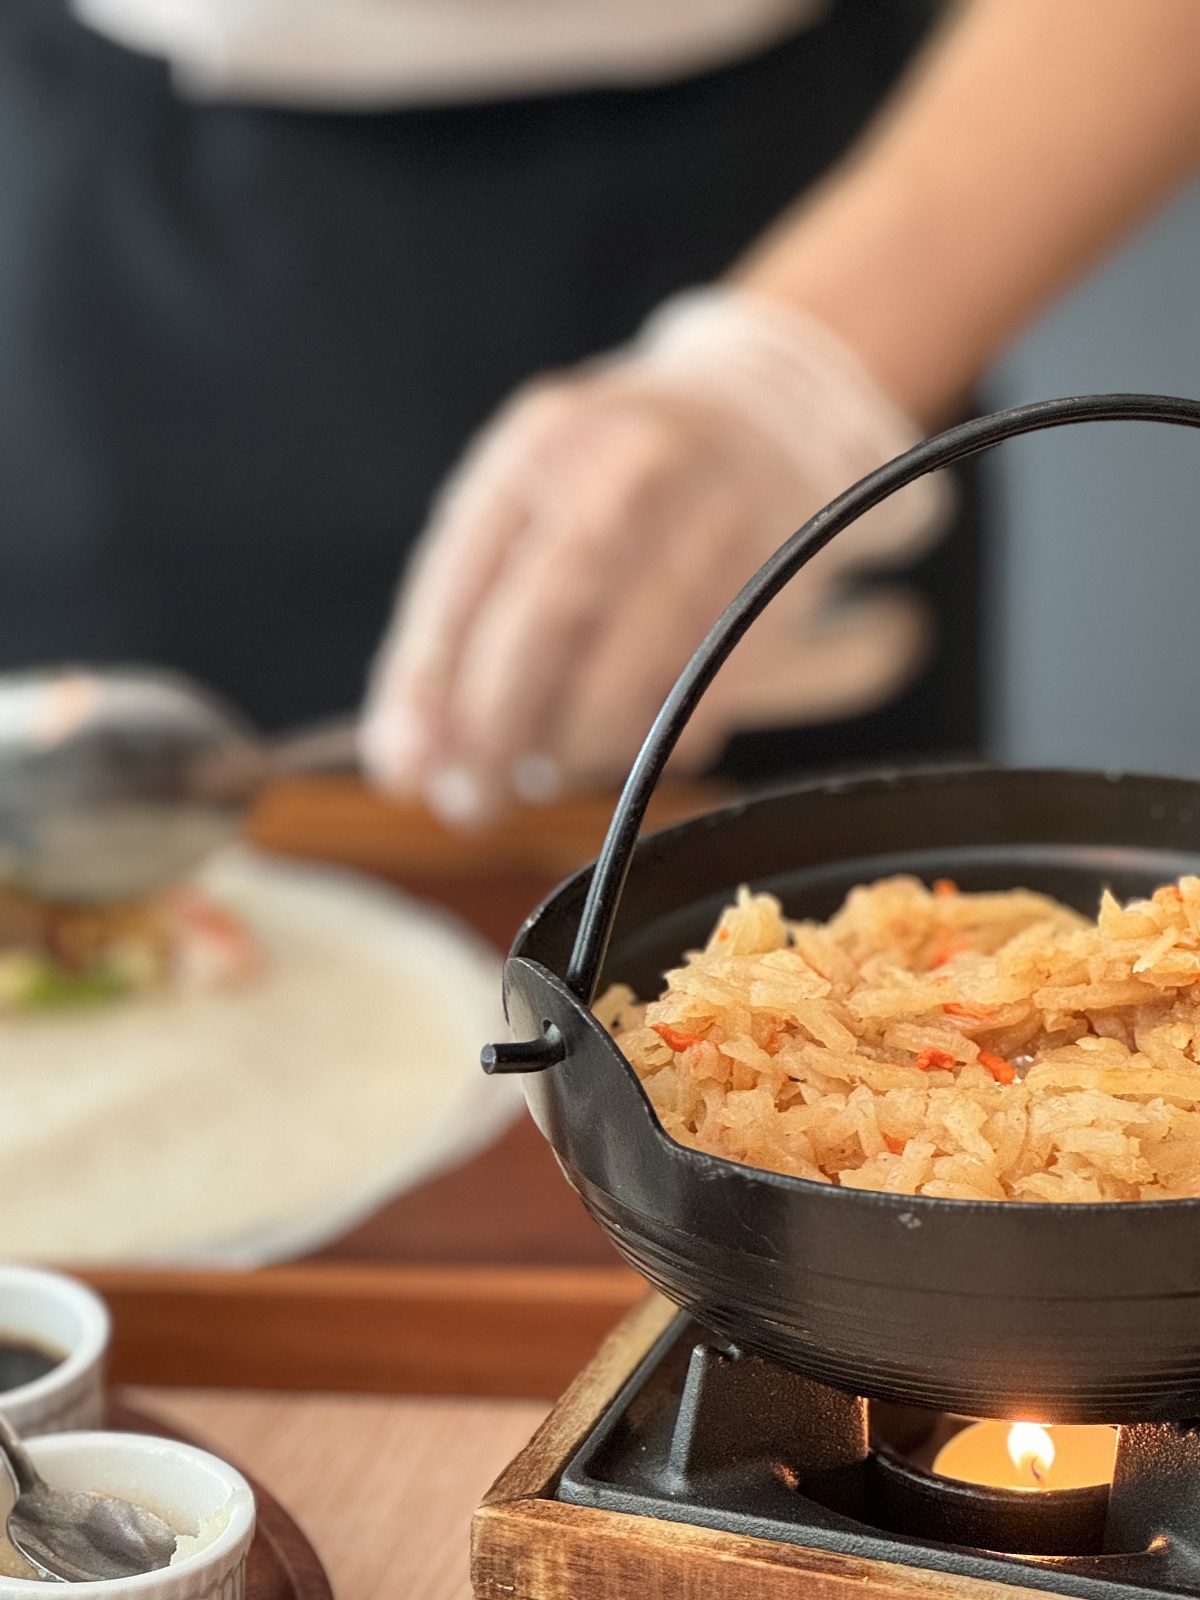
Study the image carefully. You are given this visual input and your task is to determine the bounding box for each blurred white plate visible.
[0,846,522,1265]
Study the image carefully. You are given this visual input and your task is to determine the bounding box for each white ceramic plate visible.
[0,847,521,1265]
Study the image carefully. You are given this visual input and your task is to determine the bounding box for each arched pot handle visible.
[485,392,1200,1072]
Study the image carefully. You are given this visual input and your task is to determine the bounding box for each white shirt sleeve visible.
[70,0,825,107]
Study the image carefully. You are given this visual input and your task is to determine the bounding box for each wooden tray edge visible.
[79,1264,646,1397]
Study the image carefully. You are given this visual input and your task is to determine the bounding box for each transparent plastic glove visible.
[361,287,950,826]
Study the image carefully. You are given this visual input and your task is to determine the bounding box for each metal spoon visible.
[0,1414,177,1582]
[0,666,358,902]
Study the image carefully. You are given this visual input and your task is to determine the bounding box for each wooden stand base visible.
[472,1294,1052,1600]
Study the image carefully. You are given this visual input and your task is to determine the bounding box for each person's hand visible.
[361,288,949,825]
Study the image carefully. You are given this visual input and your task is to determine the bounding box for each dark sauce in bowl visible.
[0,1336,64,1392]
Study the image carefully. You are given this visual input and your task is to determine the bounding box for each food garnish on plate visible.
[596,875,1200,1203]
[0,881,261,1013]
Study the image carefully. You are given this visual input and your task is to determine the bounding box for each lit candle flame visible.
[1007,1423,1055,1485]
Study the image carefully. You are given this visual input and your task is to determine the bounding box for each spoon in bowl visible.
[0,666,358,903]
[0,1414,178,1582]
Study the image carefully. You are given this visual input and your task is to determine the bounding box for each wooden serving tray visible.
[83,1264,646,1399]
[107,1398,332,1600]
[246,773,726,883]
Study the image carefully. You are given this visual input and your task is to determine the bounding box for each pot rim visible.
[511,762,1200,1221]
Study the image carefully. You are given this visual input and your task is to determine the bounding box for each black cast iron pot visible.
[484,395,1200,1424]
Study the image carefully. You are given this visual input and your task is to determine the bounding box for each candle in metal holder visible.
[933,1422,1117,1491]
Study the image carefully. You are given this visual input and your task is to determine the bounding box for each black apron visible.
[0,0,973,772]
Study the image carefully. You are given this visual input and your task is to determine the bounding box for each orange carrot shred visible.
[651,1022,706,1053]
[942,1001,993,1021]
[929,934,969,968]
[761,1021,785,1055]
[979,1050,1017,1085]
[933,878,958,897]
[915,1047,957,1072]
[884,1134,907,1156]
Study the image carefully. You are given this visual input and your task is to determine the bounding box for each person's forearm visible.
[736,0,1200,425]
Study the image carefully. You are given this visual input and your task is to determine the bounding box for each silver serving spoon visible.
[0,666,358,903]
[0,1414,177,1582]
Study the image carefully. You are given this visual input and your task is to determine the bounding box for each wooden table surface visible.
[133,1387,549,1600]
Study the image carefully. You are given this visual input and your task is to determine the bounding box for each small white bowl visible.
[0,1266,108,1435]
[0,1431,255,1598]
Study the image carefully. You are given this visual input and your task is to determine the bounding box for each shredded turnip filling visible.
[597,875,1200,1203]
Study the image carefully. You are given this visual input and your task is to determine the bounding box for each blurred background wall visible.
[987,181,1200,777]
